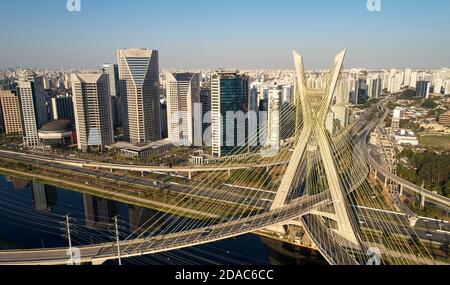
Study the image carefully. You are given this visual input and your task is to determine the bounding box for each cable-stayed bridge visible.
[0,50,448,266]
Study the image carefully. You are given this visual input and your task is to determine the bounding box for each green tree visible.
[421,99,437,109]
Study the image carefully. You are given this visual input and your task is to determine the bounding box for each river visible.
[0,174,326,265]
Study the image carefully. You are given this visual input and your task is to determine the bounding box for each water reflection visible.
[83,194,118,229]
[6,176,29,190]
[260,237,327,265]
[31,182,58,212]
[0,175,323,265]
[128,206,164,234]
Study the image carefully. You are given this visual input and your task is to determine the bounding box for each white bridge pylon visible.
[271,49,361,248]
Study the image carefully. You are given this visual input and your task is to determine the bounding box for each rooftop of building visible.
[395,129,417,137]
[19,69,37,80]
[71,73,104,83]
[39,120,73,133]
[109,139,173,152]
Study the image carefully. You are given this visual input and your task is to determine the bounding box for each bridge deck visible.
[0,196,325,265]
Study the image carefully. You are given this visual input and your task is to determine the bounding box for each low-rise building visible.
[439,111,450,127]
[394,129,420,146]
[38,120,74,147]
[107,139,173,158]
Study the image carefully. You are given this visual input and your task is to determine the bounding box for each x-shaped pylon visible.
[271,49,360,248]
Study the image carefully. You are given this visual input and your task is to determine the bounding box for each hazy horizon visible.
[1,0,450,70]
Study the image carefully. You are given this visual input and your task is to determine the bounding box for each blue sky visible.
[1,0,450,69]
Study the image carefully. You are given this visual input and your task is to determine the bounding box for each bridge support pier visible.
[409,216,419,227]
[420,194,426,210]
[91,259,106,266]
[188,172,192,180]
[399,185,403,196]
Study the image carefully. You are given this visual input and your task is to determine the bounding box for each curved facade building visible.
[38,120,74,146]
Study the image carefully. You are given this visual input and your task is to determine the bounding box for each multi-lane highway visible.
[358,102,450,209]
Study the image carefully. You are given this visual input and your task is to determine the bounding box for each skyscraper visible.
[0,74,9,90]
[51,95,75,122]
[404,68,412,87]
[0,74,9,134]
[71,73,114,152]
[17,70,48,147]
[416,80,431,99]
[165,72,200,146]
[117,49,161,143]
[211,70,249,158]
[332,77,349,130]
[0,89,22,135]
[102,63,120,97]
[102,63,122,128]
[200,86,211,139]
[282,85,293,105]
[367,75,382,99]
[445,80,450,95]
[410,72,418,88]
[350,77,368,105]
[267,85,282,146]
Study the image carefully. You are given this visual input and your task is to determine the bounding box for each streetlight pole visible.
[114,216,122,265]
[65,215,74,266]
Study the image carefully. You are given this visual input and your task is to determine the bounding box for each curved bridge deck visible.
[0,195,327,265]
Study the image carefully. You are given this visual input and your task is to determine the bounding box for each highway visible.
[0,150,273,212]
[358,102,450,209]
[0,149,290,175]
[0,99,447,265]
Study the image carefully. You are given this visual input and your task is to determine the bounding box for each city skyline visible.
[1,0,450,70]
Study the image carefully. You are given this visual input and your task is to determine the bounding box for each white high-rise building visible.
[387,69,396,93]
[71,73,114,152]
[17,70,48,147]
[433,78,444,94]
[282,85,292,104]
[333,77,349,129]
[410,72,418,88]
[165,72,200,146]
[404,68,412,87]
[393,107,406,120]
[267,86,282,145]
[389,72,403,94]
[445,80,450,95]
[117,49,161,143]
[367,74,382,99]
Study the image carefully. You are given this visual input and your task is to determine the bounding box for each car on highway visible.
[201,228,213,236]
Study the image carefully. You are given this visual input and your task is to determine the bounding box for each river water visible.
[0,175,326,265]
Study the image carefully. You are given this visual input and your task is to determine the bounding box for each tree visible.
[399,89,417,99]
[421,99,437,109]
